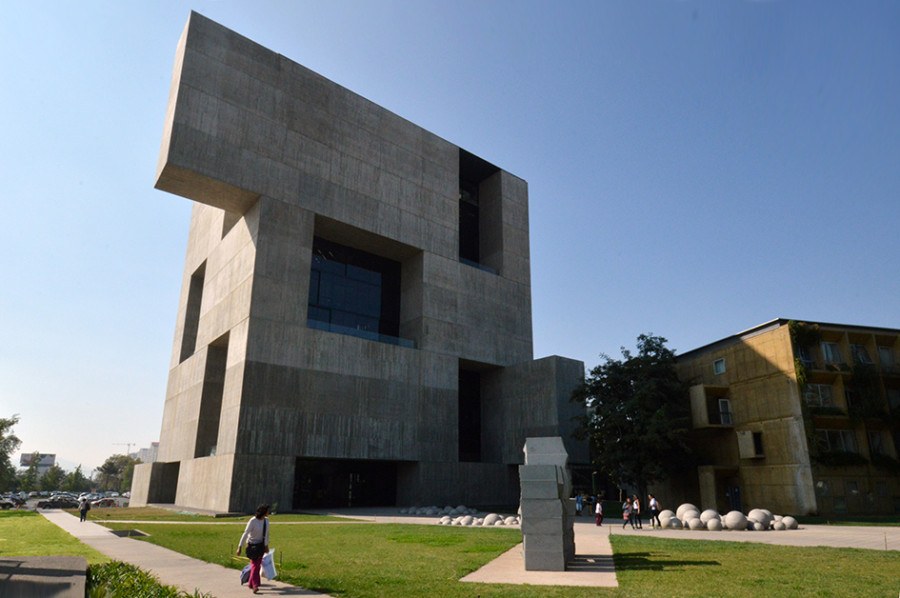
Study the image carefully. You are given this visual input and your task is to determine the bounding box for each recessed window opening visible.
[179,261,206,363]
[458,367,482,463]
[821,342,843,365]
[713,358,726,375]
[458,149,499,273]
[307,237,410,347]
[195,333,228,458]
[752,432,764,457]
[851,344,872,364]
[804,384,835,407]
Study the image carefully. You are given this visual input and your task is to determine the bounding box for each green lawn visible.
[0,511,107,563]
[98,520,900,598]
[797,515,900,526]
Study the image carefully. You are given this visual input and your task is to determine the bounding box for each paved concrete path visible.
[40,510,331,597]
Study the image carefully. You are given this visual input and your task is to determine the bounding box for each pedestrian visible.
[648,494,662,529]
[237,504,270,594]
[78,497,90,522]
[575,493,583,516]
[594,498,603,526]
[632,494,643,529]
[622,497,634,529]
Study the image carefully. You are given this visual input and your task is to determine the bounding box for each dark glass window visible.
[307,237,401,340]
[458,149,498,268]
[459,180,480,263]
[458,369,482,462]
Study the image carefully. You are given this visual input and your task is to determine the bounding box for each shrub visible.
[87,561,212,598]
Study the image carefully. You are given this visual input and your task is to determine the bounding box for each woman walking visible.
[594,499,603,526]
[237,504,270,594]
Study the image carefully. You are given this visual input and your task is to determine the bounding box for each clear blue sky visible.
[2,1,898,473]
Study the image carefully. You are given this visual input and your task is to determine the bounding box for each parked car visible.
[0,497,16,510]
[91,498,117,508]
[37,497,79,509]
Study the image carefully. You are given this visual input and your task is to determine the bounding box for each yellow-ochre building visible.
[671,319,900,517]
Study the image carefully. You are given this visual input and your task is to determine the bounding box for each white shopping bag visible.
[262,548,278,580]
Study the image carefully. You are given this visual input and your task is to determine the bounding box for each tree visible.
[0,415,22,491]
[95,454,140,492]
[62,465,92,493]
[17,451,41,492]
[572,334,692,499]
[40,464,66,491]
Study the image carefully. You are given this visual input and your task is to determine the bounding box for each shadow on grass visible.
[615,552,720,571]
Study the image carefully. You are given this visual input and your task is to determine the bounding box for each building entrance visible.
[294,458,397,508]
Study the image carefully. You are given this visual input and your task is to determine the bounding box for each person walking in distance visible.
[648,493,662,529]
[594,498,603,526]
[78,497,90,522]
[622,497,635,529]
[237,504,270,594]
[632,494,643,529]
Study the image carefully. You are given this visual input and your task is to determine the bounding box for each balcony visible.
[690,385,733,429]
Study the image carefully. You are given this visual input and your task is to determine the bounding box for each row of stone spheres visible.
[398,505,521,526]
[658,503,799,531]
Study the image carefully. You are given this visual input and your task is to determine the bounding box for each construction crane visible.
[113,442,135,455]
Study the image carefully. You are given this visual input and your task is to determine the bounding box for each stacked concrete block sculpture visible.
[519,437,575,571]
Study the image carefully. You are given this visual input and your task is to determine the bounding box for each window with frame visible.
[713,358,726,375]
[878,346,896,368]
[804,384,834,407]
[752,432,764,457]
[817,429,858,453]
[798,346,816,368]
[851,344,872,364]
[821,342,843,365]
[307,237,403,345]
[867,431,887,456]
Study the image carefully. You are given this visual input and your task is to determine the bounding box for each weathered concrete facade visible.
[131,12,585,513]
[670,319,900,516]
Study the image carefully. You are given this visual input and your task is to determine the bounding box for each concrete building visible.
[131,13,585,513]
[136,442,159,465]
[672,319,900,516]
[19,453,56,477]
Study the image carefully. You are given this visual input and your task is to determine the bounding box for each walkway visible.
[39,510,331,597]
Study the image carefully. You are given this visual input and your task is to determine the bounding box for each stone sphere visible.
[700,509,720,524]
[659,513,673,529]
[659,509,675,521]
[752,522,766,531]
[504,516,518,526]
[773,521,786,530]
[774,514,783,522]
[687,517,704,530]
[707,518,723,531]
[748,509,773,528]
[782,516,798,530]
[668,517,683,529]
[682,509,700,523]
[439,516,451,525]
[483,513,501,526]
[676,503,699,519]
[723,510,747,530]
[460,515,474,526]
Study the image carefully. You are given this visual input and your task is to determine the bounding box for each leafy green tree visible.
[17,451,41,492]
[0,415,22,491]
[62,465,92,493]
[572,334,693,499]
[40,464,66,491]
[95,454,140,492]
